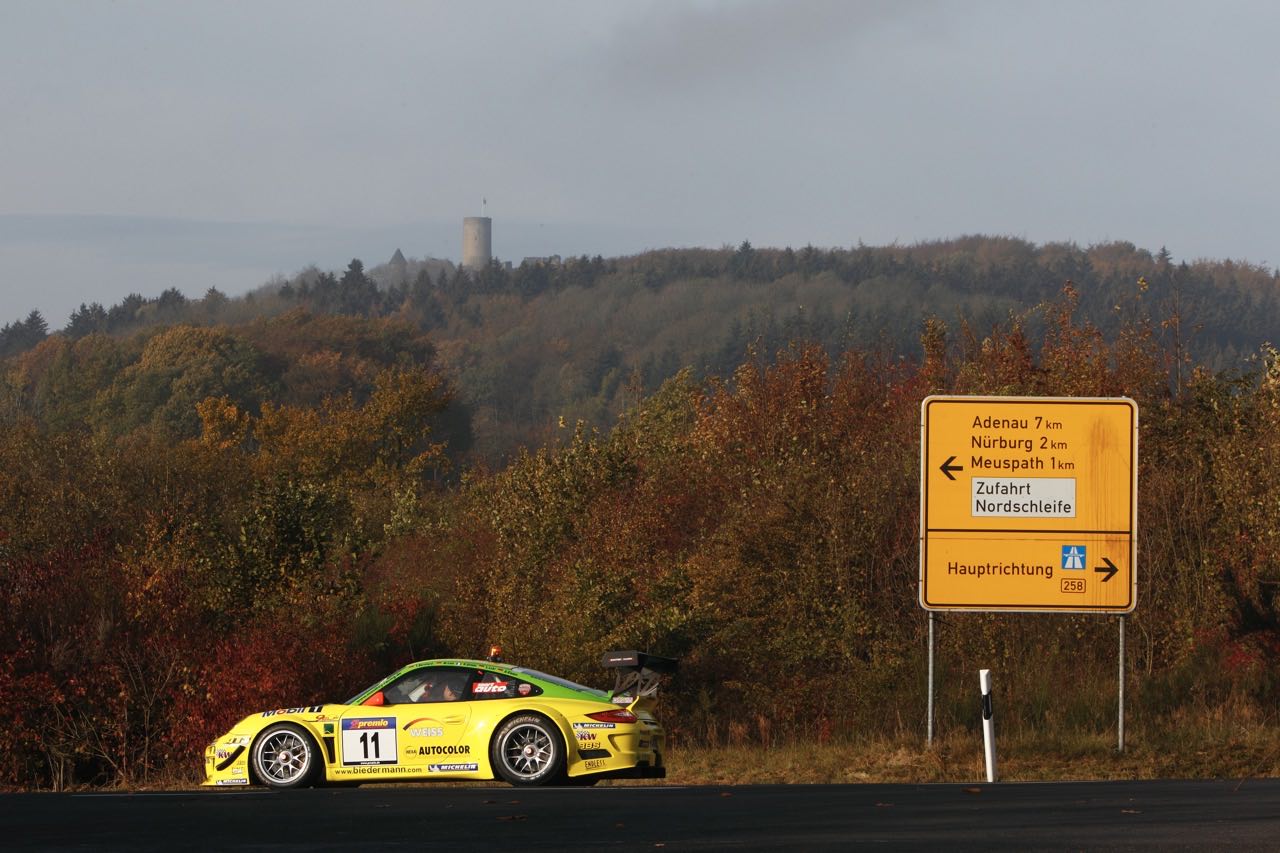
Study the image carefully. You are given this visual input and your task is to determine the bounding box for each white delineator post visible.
[980,669,997,783]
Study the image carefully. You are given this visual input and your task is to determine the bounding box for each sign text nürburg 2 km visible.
[920,396,1138,613]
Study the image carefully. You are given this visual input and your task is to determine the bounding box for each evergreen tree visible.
[157,288,188,313]
[0,310,49,357]
[338,259,379,315]
[66,303,108,339]
[107,294,147,331]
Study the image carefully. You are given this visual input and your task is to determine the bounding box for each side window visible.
[380,667,472,704]
[469,671,542,700]
[379,669,434,705]
[431,669,471,703]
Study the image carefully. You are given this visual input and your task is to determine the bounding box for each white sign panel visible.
[971,477,1076,517]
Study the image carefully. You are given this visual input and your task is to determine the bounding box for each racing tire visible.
[250,723,319,789]
[490,714,565,787]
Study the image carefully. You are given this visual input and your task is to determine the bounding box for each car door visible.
[337,666,474,780]
[393,666,477,776]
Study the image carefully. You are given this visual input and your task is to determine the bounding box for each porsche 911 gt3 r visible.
[203,650,674,788]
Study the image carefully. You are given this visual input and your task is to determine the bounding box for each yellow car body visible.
[203,653,671,788]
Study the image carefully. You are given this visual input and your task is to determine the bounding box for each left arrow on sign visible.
[940,456,964,480]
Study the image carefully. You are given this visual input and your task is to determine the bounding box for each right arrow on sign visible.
[1094,557,1118,582]
[940,455,964,480]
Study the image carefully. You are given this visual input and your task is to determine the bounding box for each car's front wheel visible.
[251,724,318,789]
[491,714,564,786]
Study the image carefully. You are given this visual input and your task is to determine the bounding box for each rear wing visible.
[601,650,678,705]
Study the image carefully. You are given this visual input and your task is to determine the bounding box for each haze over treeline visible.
[2,236,1277,464]
[1,234,1279,789]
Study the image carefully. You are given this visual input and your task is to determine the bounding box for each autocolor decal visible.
[411,745,471,756]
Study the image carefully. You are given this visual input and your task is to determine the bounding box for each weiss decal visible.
[402,718,445,737]
[409,727,444,738]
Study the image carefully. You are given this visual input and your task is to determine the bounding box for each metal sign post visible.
[1118,615,1126,752]
[927,611,935,746]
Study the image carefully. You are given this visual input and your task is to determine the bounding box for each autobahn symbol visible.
[919,396,1138,613]
[1062,545,1085,570]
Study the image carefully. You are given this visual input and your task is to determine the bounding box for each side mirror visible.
[363,691,386,707]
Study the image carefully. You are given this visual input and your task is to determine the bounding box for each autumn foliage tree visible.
[1,280,1279,789]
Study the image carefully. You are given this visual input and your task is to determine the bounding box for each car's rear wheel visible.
[251,724,318,789]
[491,714,564,786]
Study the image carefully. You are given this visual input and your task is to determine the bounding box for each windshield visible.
[344,685,374,705]
[344,673,399,706]
[511,667,608,698]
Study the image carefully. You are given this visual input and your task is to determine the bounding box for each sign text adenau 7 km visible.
[920,396,1137,613]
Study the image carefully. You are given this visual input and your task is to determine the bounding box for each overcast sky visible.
[3,0,1278,327]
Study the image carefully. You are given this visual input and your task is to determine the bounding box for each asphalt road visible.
[3,779,1277,851]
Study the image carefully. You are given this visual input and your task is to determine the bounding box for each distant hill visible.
[3,236,1277,464]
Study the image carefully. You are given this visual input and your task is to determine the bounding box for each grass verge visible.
[654,717,1280,785]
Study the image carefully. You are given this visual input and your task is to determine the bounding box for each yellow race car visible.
[203,650,674,788]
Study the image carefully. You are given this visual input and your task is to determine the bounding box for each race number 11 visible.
[341,718,398,765]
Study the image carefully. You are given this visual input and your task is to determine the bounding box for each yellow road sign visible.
[920,396,1137,612]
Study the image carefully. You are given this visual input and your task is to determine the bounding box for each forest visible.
[0,236,1278,788]
[4,237,1278,465]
